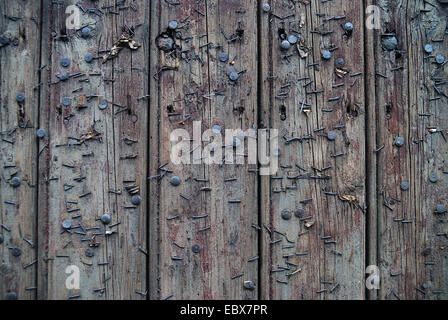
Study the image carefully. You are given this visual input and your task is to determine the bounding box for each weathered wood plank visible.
[260,0,366,299]
[149,0,259,300]
[375,0,448,300]
[37,0,148,299]
[0,0,41,300]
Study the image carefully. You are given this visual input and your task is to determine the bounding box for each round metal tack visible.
[11,247,21,257]
[243,281,255,290]
[280,40,291,50]
[400,181,409,191]
[81,27,91,38]
[101,213,111,225]
[168,20,178,30]
[171,176,181,186]
[192,244,201,253]
[281,209,292,220]
[10,177,21,188]
[262,3,271,12]
[16,93,25,103]
[131,195,142,206]
[436,55,445,64]
[37,128,46,138]
[62,219,72,229]
[61,97,72,107]
[394,136,405,147]
[287,34,298,45]
[322,50,332,60]
[344,22,354,32]
[435,204,447,214]
[424,44,433,54]
[229,71,239,81]
[218,52,229,63]
[382,36,398,51]
[58,72,68,81]
[60,57,70,68]
[295,208,305,218]
[98,100,108,110]
[429,172,438,183]
[85,53,94,63]
[327,131,337,141]
[335,57,345,68]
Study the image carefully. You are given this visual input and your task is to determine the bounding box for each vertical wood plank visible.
[149,0,259,300]
[260,0,366,299]
[375,0,448,300]
[0,0,41,300]
[37,0,148,299]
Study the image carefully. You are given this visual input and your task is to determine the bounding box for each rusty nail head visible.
[101,213,111,225]
[192,244,201,253]
[171,176,181,186]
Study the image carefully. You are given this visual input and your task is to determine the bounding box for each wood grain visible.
[149,0,259,300]
[375,0,448,300]
[37,0,148,300]
[0,0,41,300]
[259,0,366,299]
